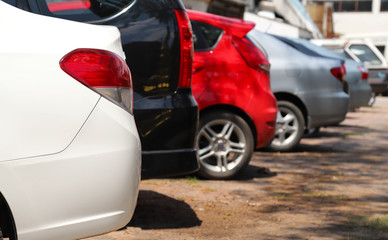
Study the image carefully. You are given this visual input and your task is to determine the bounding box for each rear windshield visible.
[191,20,223,51]
[44,0,134,22]
[349,44,382,65]
[323,46,348,58]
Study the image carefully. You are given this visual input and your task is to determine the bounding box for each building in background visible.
[183,0,388,55]
[305,0,388,35]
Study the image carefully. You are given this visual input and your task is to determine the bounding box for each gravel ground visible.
[88,96,388,240]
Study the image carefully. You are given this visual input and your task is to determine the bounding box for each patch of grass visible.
[202,187,216,193]
[342,132,359,138]
[185,176,199,184]
[348,215,388,230]
[272,192,290,199]
[302,192,348,200]
[332,176,340,181]
[367,216,388,229]
[176,196,186,201]
[223,212,232,219]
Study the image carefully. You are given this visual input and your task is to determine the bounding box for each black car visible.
[5,0,199,179]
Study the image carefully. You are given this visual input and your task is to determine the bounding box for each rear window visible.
[327,47,353,60]
[42,0,134,22]
[349,44,383,65]
[191,20,223,51]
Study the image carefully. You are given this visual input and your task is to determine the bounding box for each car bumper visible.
[141,148,199,179]
[134,89,199,178]
[368,68,388,95]
[243,87,277,149]
[0,98,141,240]
[303,91,349,128]
[370,83,388,95]
[348,81,372,109]
[252,102,277,149]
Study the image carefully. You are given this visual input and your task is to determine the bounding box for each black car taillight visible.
[357,65,369,80]
[232,36,270,75]
[60,48,133,113]
[174,9,193,88]
[330,63,346,82]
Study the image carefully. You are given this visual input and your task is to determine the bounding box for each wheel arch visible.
[0,192,17,240]
[274,92,309,128]
[199,104,258,147]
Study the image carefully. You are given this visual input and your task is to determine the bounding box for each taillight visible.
[232,36,270,74]
[60,48,133,113]
[174,9,193,88]
[330,63,346,82]
[357,65,369,80]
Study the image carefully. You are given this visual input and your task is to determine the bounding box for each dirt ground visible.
[88,96,388,240]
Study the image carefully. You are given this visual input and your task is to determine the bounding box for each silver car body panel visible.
[248,29,349,129]
[290,37,372,110]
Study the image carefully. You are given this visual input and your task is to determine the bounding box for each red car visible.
[188,10,277,180]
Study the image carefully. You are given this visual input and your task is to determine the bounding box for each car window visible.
[322,46,353,60]
[349,44,382,65]
[377,45,386,55]
[191,20,223,51]
[41,0,134,22]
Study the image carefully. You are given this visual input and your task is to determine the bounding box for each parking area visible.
[88,96,388,240]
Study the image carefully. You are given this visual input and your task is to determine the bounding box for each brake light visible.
[174,9,193,88]
[330,63,346,82]
[232,36,270,74]
[60,48,133,113]
[357,65,369,80]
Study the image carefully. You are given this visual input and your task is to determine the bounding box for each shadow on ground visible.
[127,190,202,230]
[235,165,277,180]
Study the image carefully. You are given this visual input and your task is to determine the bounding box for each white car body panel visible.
[0,1,141,239]
[0,0,125,160]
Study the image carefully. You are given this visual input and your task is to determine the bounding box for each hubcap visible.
[197,119,246,173]
[272,108,299,147]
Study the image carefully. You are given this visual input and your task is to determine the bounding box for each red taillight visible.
[174,9,193,88]
[330,63,346,82]
[357,65,369,80]
[60,48,133,113]
[47,0,91,12]
[232,36,270,74]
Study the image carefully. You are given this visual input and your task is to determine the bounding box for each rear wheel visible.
[196,111,254,180]
[368,92,376,106]
[267,101,305,152]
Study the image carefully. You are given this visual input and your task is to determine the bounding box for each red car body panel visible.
[188,10,277,148]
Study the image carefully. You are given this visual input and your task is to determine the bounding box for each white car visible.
[0,1,141,240]
[312,38,388,99]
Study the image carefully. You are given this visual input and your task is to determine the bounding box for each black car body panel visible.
[7,0,199,178]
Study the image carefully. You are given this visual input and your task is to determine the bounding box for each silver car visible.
[286,37,372,111]
[247,29,349,151]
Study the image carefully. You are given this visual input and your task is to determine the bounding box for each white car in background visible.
[312,38,388,101]
[0,1,141,240]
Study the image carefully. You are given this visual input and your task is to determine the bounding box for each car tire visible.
[267,101,305,152]
[196,111,254,180]
[368,92,376,106]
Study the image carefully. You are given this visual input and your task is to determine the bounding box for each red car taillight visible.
[232,36,270,74]
[357,65,369,80]
[175,9,193,88]
[330,63,346,82]
[60,48,133,113]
